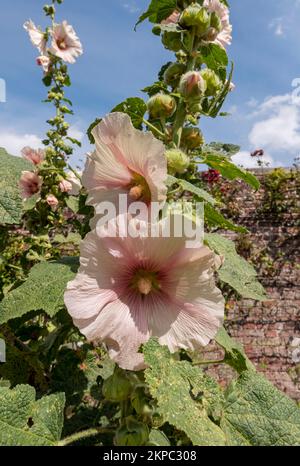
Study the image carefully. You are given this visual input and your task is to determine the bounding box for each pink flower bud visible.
[21,147,44,165]
[179,71,207,99]
[59,179,73,193]
[46,194,59,208]
[36,55,51,73]
[19,171,42,199]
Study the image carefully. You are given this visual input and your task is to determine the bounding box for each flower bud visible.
[181,127,204,149]
[46,194,59,209]
[102,367,132,402]
[147,93,176,119]
[162,31,182,52]
[163,62,186,87]
[179,4,210,36]
[114,417,149,446]
[179,71,206,99]
[166,149,190,175]
[200,69,222,96]
[210,12,222,32]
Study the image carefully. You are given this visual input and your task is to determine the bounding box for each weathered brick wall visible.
[202,168,300,401]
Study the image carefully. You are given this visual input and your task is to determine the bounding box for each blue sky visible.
[1,0,300,168]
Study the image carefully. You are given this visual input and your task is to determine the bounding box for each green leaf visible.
[142,81,168,97]
[66,195,80,213]
[205,233,267,300]
[202,151,260,190]
[0,384,65,446]
[135,0,177,29]
[0,258,79,324]
[147,429,170,446]
[168,175,216,205]
[200,44,228,70]
[215,327,255,373]
[143,339,226,446]
[0,148,33,224]
[180,179,216,205]
[204,204,248,233]
[111,97,147,130]
[221,371,300,446]
[87,118,102,144]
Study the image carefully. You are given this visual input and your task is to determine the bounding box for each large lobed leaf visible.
[0,147,33,225]
[205,233,267,300]
[0,258,78,324]
[0,384,65,446]
[215,327,255,373]
[143,339,226,446]
[135,0,177,29]
[221,371,300,446]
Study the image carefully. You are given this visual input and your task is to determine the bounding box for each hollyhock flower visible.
[59,179,73,193]
[203,0,232,48]
[64,214,224,371]
[46,194,59,208]
[161,10,180,25]
[36,55,51,73]
[82,112,167,208]
[24,20,47,54]
[19,171,42,199]
[21,146,44,165]
[49,21,83,64]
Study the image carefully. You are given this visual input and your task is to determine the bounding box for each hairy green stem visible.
[57,427,112,446]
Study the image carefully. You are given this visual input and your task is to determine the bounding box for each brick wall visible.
[202,168,300,401]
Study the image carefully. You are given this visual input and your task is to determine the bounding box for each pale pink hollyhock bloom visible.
[66,170,82,196]
[203,0,232,48]
[24,20,47,54]
[21,146,44,165]
[64,214,224,371]
[36,55,51,73]
[82,112,167,208]
[46,194,59,208]
[161,10,180,25]
[19,171,42,199]
[59,179,73,193]
[49,21,83,64]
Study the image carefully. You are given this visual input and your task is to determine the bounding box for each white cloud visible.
[232,151,282,169]
[0,130,41,156]
[248,94,300,157]
[269,17,285,37]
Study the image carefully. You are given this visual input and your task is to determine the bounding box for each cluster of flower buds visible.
[201,168,221,184]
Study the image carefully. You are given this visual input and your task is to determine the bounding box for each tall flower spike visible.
[82,112,167,208]
[64,214,224,371]
[49,21,83,64]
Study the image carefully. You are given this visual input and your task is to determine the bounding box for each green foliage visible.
[215,327,255,373]
[143,339,226,446]
[221,371,300,446]
[111,97,147,129]
[0,259,78,324]
[167,175,216,204]
[205,233,267,300]
[0,384,65,446]
[135,0,177,29]
[0,148,33,225]
[201,149,260,190]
